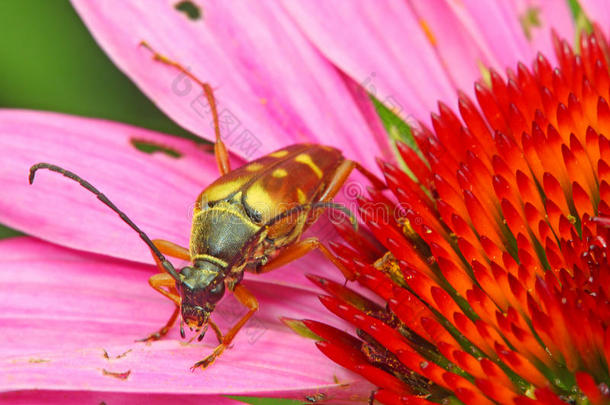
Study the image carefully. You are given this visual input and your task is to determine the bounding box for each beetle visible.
[29,43,384,369]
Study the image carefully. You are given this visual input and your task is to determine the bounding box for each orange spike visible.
[463,190,504,247]
[443,373,496,405]
[471,260,509,310]
[593,60,610,98]
[475,81,509,133]
[572,181,593,218]
[475,378,519,404]
[494,343,548,387]
[516,170,546,214]
[582,78,598,125]
[575,372,606,405]
[458,91,494,153]
[542,173,571,219]
[521,131,545,184]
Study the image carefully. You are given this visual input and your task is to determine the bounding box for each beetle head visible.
[177,260,226,333]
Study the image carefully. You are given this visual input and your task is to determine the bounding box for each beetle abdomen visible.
[196,144,343,225]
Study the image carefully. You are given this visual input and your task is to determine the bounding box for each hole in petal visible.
[304,392,328,403]
[28,358,50,364]
[130,138,182,158]
[174,1,202,21]
[519,6,541,40]
[102,348,132,359]
[102,369,131,380]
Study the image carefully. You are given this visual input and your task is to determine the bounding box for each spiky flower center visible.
[296,29,610,405]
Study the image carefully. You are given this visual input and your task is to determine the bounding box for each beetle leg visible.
[318,160,385,203]
[191,284,259,370]
[147,239,189,303]
[352,160,386,190]
[140,41,231,175]
[138,239,190,342]
[254,237,356,281]
[147,273,181,305]
[150,238,190,261]
[137,273,181,342]
[208,319,224,344]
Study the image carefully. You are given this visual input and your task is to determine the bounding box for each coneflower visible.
[290,28,610,405]
[0,1,592,403]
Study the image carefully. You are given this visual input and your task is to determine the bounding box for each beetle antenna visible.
[266,202,358,231]
[28,163,180,281]
[309,202,358,231]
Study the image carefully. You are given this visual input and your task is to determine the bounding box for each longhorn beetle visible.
[29,42,384,369]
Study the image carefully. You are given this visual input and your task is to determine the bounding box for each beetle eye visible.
[208,282,225,303]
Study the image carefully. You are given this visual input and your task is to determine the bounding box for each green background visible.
[0,2,297,404]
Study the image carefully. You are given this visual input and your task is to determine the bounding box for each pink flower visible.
[0,1,576,403]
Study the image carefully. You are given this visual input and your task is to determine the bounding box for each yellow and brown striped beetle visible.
[29,44,384,369]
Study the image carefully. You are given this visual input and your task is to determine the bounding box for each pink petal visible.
[70,1,391,169]
[282,0,573,124]
[407,0,572,86]
[3,390,241,405]
[405,1,489,93]
[448,0,574,69]
[0,109,227,263]
[1,237,373,400]
[281,0,457,124]
[580,0,610,37]
[341,71,394,160]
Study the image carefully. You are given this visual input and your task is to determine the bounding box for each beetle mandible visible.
[29,42,384,369]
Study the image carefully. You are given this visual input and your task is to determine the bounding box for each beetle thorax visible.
[189,200,260,267]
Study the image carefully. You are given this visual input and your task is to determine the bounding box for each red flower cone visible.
[292,28,610,405]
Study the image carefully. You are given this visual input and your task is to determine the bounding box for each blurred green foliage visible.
[0,2,195,136]
[0,1,198,239]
